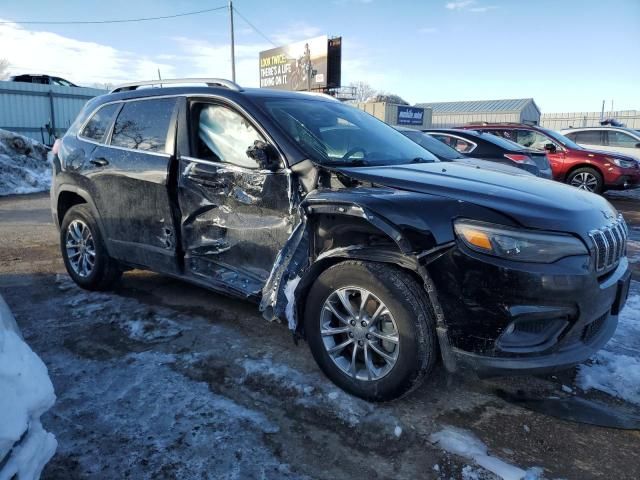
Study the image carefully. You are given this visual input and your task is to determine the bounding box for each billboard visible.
[259,36,341,91]
[396,106,425,126]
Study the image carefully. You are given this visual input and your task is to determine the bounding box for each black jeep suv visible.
[51,79,631,401]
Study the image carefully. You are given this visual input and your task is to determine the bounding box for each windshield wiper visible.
[410,157,434,164]
[331,159,370,167]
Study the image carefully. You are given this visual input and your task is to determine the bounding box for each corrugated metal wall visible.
[541,110,640,130]
[430,112,522,128]
[0,81,107,145]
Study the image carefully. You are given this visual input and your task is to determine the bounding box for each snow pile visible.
[0,295,57,480]
[430,426,543,480]
[0,129,51,196]
[577,281,640,405]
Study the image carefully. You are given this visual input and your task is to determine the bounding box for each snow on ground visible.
[42,275,405,477]
[238,356,400,431]
[430,426,543,480]
[577,280,640,405]
[605,189,640,201]
[57,274,187,344]
[0,129,51,196]
[0,295,57,480]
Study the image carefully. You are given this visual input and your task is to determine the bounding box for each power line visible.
[232,6,277,47]
[0,6,227,25]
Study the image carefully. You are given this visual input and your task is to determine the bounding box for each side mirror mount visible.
[246,140,281,171]
[544,143,557,153]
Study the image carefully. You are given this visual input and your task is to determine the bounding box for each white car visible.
[561,127,640,161]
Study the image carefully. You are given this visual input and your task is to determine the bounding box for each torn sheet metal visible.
[259,217,310,326]
[284,276,302,330]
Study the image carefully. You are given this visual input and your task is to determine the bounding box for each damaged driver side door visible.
[177,100,295,298]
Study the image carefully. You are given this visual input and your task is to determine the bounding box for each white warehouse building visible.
[415,98,541,128]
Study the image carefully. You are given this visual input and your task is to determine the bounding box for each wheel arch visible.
[55,185,112,255]
[564,163,603,182]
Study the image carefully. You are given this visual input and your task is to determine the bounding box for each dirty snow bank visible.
[0,295,57,480]
[577,281,640,405]
[0,129,51,196]
[430,426,543,480]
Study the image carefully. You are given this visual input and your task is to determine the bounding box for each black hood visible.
[334,161,617,235]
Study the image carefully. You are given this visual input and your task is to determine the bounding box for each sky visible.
[0,0,638,112]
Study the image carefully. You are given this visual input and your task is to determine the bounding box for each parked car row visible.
[398,122,640,194]
[50,78,632,401]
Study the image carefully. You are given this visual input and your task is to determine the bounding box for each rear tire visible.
[60,204,121,291]
[304,260,437,401]
[566,167,603,194]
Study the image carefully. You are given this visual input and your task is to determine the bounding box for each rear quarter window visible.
[574,130,603,145]
[110,98,177,152]
[79,103,119,142]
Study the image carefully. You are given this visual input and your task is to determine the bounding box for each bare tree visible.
[349,81,377,103]
[89,82,115,91]
[368,92,409,106]
[0,58,10,80]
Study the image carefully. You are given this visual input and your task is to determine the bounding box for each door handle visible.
[90,157,109,167]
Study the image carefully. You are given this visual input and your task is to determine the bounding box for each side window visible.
[493,129,517,142]
[194,103,265,169]
[608,131,637,148]
[110,98,176,152]
[574,130,603,146]
[564,132,577,141]
[80,103,119,142]
[431,134,474,153]
[515,130,552,150]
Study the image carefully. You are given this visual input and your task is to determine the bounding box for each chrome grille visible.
[589,215,628,272]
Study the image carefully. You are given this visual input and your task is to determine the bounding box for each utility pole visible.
[229,1,236,82]
[157,68,162,87]
[601,100,605,120]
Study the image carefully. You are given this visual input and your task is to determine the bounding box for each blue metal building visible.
[0,80,107,145]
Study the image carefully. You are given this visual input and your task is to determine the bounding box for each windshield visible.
[400,130,462,160]
[539,127,582,150]
[259,98,438,166]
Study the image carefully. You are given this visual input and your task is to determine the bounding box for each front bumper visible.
[605,169,640,190]
[429,244,631,376]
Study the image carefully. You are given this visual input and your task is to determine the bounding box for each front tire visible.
[305,261,437,401]
[60,204,121,290]
[567,167,603,194]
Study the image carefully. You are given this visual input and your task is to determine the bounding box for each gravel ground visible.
[1,192,639,480]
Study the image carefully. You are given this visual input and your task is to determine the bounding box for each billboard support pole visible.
[229,1,236,82]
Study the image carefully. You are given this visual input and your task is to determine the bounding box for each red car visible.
[461,123,640,194]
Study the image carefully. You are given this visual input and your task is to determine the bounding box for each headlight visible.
[608,157,637,169]
[454,219,588,263]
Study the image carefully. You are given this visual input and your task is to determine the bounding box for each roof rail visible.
[110,78,243,93]
[298,91,340,102]
[465,122,525,126]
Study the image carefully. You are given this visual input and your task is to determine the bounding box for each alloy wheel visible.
[570,172,599,192]
[65,219,96,278]
[320,287,399,381]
